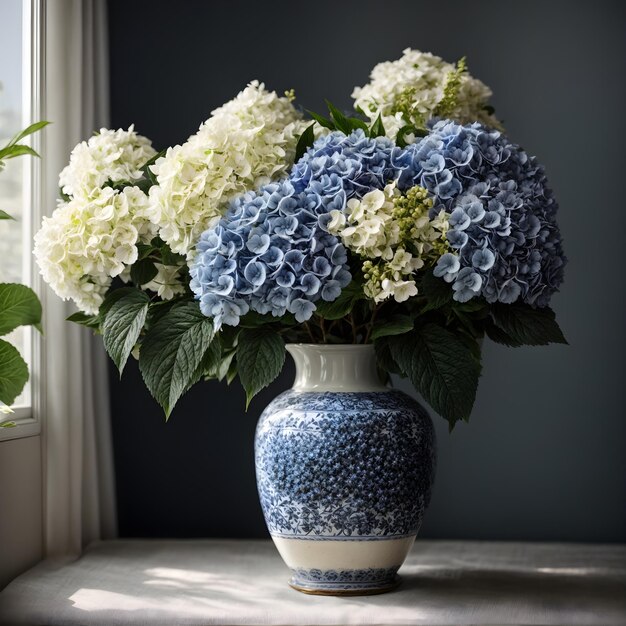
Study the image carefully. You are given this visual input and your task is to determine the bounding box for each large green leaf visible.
[387,323,481,428]
[102,290,150,374]
[0,210,14,220]
[236,328,285,407]
[370,314,414,341]
[139,301,214,417]
[491,303,567,346]
[0,284,42,336]
[0,339,28,405]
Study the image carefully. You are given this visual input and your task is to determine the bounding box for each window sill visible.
[0,410,40,442]
[0,539,624,625]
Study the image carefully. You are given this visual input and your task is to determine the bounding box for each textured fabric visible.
[0,540,623,625]
[42,0,117,558]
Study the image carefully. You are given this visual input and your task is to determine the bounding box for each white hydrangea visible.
[141,263,186,300]
[352,48,500,140]
[329,183,449,303]
[59,126,156,200]
[34,186,156,314]
[147,81,308,256]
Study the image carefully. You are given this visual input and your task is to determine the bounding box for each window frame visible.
[0,0,45,442]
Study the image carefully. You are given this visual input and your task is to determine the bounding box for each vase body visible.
[254,344,436,595]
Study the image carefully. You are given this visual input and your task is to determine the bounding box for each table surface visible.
[0,539,624,626]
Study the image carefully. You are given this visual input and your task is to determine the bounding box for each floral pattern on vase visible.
[256,390,435,538]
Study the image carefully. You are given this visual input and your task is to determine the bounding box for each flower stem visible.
[364,305,379,344]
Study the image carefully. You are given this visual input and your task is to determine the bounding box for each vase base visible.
[288,574,400,596]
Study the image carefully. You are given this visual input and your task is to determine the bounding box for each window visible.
[0,0,43,439]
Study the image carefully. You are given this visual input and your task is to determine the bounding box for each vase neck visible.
[286,344,387,392]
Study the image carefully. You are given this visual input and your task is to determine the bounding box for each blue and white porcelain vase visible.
[255,343,436,595]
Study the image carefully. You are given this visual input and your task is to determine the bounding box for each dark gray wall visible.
[107,0,626,541]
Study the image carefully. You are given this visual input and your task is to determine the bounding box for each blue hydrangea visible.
[190,130,402,328]
[396,120,566,306]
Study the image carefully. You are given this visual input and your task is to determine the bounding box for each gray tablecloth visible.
[0,539,624,625]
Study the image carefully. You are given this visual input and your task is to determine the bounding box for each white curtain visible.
[42,0,117,557]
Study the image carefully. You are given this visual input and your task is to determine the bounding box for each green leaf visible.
[200,337,236,383]
[374,337,404,377]
[236,328,285,407]
[130,257,158,286]
[159,245,185,267]
[346,116,369,132]
[99,287,141,319]
[484,321,522,348]
[491,303,567,346]
[325,100,352,135]
[139,302,215,417]
[395,124,427,148]
[6,120,49,146]
[66,311,101,331]
[314,283,363,321]
[102,290,150,374]
[371,314,415,341]
[141,148,166,186]
[0,338,28,405]
[306,109,335,130]
[420,270,453,312]
[387,323,481,427]
[0,144,39,161]
[0,210,14,220]
[239,311,290,328]
[295,123,316,162]
[215,351,236,382]
[0,284,42,336]
[369,114,386,138]
[453,299,488,314]
[136,243,156,260]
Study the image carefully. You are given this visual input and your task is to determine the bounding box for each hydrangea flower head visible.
[398,120,566,306]
[147,81,308,256]
[34,186,156,314]
[352,49,500,141]
[59,125,156,200]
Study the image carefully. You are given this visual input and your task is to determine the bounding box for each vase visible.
[254,343,436,596]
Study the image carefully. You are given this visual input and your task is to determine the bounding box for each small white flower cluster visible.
[352,48,499,140]
[140,263,186,301]
[328,183,449,303]
[147,81,308,256]
[59,126,156,200]
[34,186,156,314]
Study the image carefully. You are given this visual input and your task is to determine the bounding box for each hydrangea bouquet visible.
[35,50,566,428]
